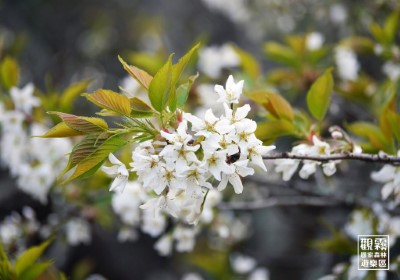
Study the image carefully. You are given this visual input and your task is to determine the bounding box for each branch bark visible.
[262,152,400,165]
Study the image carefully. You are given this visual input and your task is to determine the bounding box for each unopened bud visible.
[331,131,343,139]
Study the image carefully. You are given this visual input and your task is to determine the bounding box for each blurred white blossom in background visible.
[198,45,240,79]
[335,46,359,81]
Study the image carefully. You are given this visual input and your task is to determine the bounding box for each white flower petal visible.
[371,165,396,183]
[228,173,244,194]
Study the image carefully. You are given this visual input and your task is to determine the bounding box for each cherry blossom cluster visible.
[111,180,249,255]
[0,205,91,258]
[274,135,362,181]
[0,84,72,203]
[274,136,341,181]
[103,75,273,254]
[104,75,275,222]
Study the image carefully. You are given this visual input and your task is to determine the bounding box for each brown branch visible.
[262,152,400,165]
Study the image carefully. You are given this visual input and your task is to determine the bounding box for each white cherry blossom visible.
[65,218,91,246]
[184,109,233,137]
[230,253,257,274]
[215,75,244,104]
[202,150,235,180]
[371,153,400,203]
[141,211,167,237]
[198,44,240,79]
[154,234,173,256]
[218,160,254,194]
[223,103,251,125]
[10,83,40,115]
[173,226,196,252]
[244,142,276,172]
[101,153,129,193]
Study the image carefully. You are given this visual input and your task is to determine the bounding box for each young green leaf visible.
[62,133,109,174]
[232,45,261,80]
[0,261,14,280]
[84,89,132,116]
[347,122,392,153]
[263,42,300,69]
[177,73,198,108]
[387,111,400,142]
[148,54,173,112]
[312,230,356,255]
[249,91,294,121]
[306,68,334,121]
[48,112,108,133]
[369,23,387,44]
[118,56,153,90]
[130,97,157,117]
[18,261,53,280]
[169,44,200,111]
[255,120,296,144]
[126,51,165,75]
[59,80,91,112]
[14,239,52,277]
[130,97,154,113]
[64,134,127,183]
[0,242,8,262]
[37,122,84,138]
[384,12,398,44]
[0,57,20,91]
[171,43,200,85]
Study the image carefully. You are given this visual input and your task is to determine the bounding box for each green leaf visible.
[263,42,299,69]
[148,54,173,112]
[387,111,400,142]
[0,261,14,280]
[48,112,108,133]
[0,242,8,262]
[169,43,200,111]
[384,12,398,44]
[369,23,387,44]
[130,97,156,118]
[19,261,53,280]
[59,80,91,112]
[37,121,84,138]
[339,36,374,54]
[0,57,20,90]
[130,111,155,118]
[63,133,109,174]
[15,239,52,277]
[312,231,356,255]
[347,122,391,152]
[232,45,261,80]
[64,134,127,183]
[285,35,306,55]
[255,120,296,144]
[171,43,200,85]
[249,91,294,121]
[177,73,198,108]
[130,97,154,112]
[126,51,165,75]
[306,68,334,121]
[84,89,132,116]
[118,56,153,90]
[96,109,120,117]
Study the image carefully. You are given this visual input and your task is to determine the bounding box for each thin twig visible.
[263,152,400,165]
